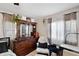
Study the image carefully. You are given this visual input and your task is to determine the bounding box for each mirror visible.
[16,20,37,38]
[20,24,32,37]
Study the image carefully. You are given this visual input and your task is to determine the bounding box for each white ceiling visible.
[0,3,79,18]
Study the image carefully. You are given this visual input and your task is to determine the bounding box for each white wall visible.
[36,18,48,44]
[36,18,48,38]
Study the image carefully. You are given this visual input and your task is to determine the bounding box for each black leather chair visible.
[48,44,63,56]
[36,37,49,56]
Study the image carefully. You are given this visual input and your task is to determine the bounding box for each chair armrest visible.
[37,42,39,47]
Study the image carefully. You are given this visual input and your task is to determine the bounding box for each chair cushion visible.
[36,48,49,54]
[38,42,47,48]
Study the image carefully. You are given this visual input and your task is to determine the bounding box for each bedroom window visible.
[47,18,64,45]
[3,13,16,40]
[51,20,64,44]
[64,12,78,46]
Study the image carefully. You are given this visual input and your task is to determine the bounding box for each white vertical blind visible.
[65,12,77,46]
[65,20,77,45]
[51,20,64,44]
[51,22,57,40]
[57,21,64,43]
[0,13,4,38]
[47,23,51,39]
[3,13,16,40]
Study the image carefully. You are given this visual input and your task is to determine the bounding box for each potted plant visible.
[12,14,21,23]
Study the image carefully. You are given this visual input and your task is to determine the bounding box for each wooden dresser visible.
[13,19,39,56]
[13,37,39,56]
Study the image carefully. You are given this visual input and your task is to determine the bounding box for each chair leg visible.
[49,51,51,56]
[56,50,63,56]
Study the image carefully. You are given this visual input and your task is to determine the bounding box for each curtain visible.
[0,13,4,37]
[64,12,77,46]
[47,18,64,45]
[51,20,64,45]
[47,18,52,45]
[3,13,16,40]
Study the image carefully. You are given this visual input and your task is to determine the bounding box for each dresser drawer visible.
[13,37,37,56]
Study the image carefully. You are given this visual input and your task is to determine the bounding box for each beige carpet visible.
[26,50,79,56]
[27,50,37,56]
[63,50,79,56]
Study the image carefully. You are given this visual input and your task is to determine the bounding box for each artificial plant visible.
[12,14,21,23]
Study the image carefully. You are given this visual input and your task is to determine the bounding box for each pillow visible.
[0,41,8,53]
[38,42,47,48]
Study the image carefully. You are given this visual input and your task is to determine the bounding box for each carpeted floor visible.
[27,50,79,56]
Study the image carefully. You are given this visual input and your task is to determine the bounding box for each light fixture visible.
[14,3,19,6]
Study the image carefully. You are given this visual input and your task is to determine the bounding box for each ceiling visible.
[0,3,79,18]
